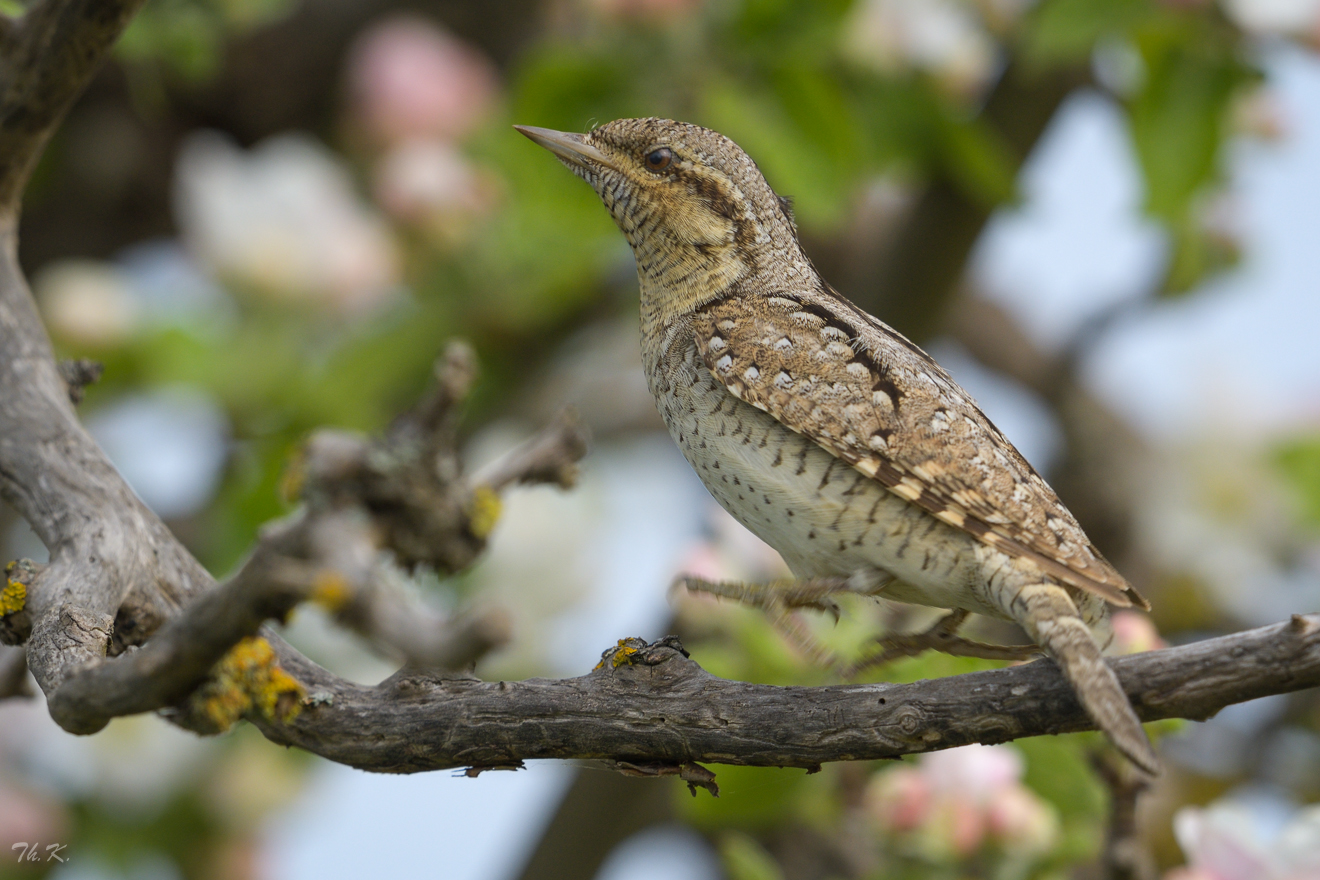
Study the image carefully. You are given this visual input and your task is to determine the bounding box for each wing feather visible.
[693,289,1148,610]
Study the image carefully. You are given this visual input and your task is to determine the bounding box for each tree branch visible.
[0,0,149,214]
[253,618,1320,773]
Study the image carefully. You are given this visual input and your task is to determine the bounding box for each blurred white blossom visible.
[1168,800,1320,880]
[1222,0,1320,37]
[346,16,497,148]
[35,260,141,349]
[843,0,997,96]
[1136,439,1320,627]
[175,131,400,315]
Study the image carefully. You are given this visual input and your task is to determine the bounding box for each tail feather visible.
[1013,583,1159,775]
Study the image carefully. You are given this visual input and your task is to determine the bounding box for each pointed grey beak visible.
[514,125,618,172]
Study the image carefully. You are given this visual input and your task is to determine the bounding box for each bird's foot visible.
[676,571,891,621]
[844,609,1041,677]
[677,574,894,669]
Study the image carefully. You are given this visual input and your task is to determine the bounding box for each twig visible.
[845,609,1041,676]
[1092,751,1156,880]
[334,568,511,670]
[474,410,591,491]
[57,358,102,404]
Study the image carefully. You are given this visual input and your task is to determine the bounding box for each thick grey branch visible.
[0,223,213,696]
[43,543,312,734]
[255,617,1320,773]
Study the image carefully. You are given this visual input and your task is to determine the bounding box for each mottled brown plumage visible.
[517,118,1159,773]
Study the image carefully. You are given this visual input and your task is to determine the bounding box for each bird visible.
[516,117,1159,774]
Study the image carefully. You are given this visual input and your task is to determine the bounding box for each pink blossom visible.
[674,543,727,584]
[1111,611,1166,655]
[36,260,141,348]
[372,139,495,244]
[922,743,1022,800]
[842,0,997,98]
[1164,869,1221,880]
[940,797,988,856]
[866,766,933,832]
[1221,0,1320,37]
[987,785,1059,855]
[0,783,66,849]
[865,745,1060,862]
[347,16,498,148]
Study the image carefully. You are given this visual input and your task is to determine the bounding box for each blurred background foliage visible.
[2,0,1320,878]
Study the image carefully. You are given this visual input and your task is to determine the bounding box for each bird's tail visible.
[1011,582,1160,775]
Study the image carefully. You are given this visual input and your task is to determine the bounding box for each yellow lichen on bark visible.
[310,570,352,612]
[466,485,502,540]
[594,638,643,670]
[188,636,306,734]
[1,562,29,616]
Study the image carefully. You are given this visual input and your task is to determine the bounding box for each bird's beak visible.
[514,125,618,172]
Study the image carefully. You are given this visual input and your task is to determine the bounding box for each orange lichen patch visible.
[466,485,503,540]
[1,562,29,616]
[189,637,306,734]
[310,570,352,612]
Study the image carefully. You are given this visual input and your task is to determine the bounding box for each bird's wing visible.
[691,287,1147,609]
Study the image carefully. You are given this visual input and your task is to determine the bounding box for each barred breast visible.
[645,325,999,618]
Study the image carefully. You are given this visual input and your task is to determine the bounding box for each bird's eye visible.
[644,148,674,172]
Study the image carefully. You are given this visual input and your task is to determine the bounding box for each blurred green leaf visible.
[1128,21,1257,293]
[700,77,853,229]
[1276,438,1320,528]
[1025,0,1151,64]
[720,831,786,880]
[1016,735,1105,869]
[1130,42,1244,224]
[510,46,641,132]
[935,112,1019,208]
[680,763,837,831]
[116,0,295,83]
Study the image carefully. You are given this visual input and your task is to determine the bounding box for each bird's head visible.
[516,118,808,310]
